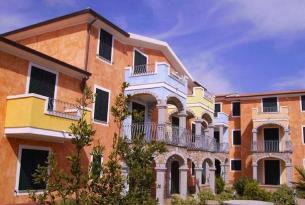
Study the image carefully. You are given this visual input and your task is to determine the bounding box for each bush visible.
[233,176,255,196]
[272,185,295,205]
[216,191,233,202]
[243,181,272,201]
[198,189,215,204]
[215,176,225,194]
[171,194,197,205]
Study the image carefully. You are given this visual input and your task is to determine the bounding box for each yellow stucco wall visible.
[5,95,91,132]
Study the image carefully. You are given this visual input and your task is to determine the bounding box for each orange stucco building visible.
[0,8,304,205]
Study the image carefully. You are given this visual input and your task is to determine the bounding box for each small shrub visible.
[198,189,215,204]
[171,194,197,205]
[243,181,272,201]
[272,185,295,205]
[215,176,225,194]
[233,176,255,196]
[216,191,233,202]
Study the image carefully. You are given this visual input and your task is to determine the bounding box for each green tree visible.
[30,85,95,205]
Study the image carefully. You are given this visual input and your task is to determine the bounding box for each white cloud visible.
[185,53,235,94]
[272,68,305,90]
[224,0,305,38]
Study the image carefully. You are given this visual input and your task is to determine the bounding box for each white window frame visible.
[214,102,222,113]
[230,159,242,172]
[231,101,240,117]
[261,96,279,113]
[133,48,149,68]
[93,85,111,125]
[232,129,241,147]
[90,153,104,178]
[26,63,59,102]
[302,126,305,145]
[300,95,305,112]
[96,28,114,65]
[15,145,51,195]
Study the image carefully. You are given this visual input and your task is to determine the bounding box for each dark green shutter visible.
[94,89,109,122]
[19,149,49,191]
[214,103,221,117]
[262,97,278,112]
[232,102,240,116]
[99,29,113,61]
[134,50,147,74]
[233,130,241,145]
[301,96,305,111]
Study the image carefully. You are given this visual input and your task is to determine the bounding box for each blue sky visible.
[1,0,305,94]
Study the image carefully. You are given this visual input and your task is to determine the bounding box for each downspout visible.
[81,18,97,91]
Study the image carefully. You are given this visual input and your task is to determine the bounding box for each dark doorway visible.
[264,128,279,152]
[171,161,180,194]
[215,159,221,177]
[264,160,280,185]
[214,131,220,143]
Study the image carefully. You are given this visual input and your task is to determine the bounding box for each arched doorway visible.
[201,158,213,185]
[171,161,180,194]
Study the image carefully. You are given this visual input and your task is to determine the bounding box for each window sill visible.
[93,119,109,126]
[15,190,44,196]
[96,55,112,65]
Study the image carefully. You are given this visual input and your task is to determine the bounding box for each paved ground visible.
[223,200,273,205]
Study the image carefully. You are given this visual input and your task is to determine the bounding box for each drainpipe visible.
[81,18,97,91]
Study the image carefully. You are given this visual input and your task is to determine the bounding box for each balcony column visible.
[284,128,291,152]
[123,102,133,139]
[208,125,215,151]
[121,164,129,194]
[220,163,229,183]
[179,165,188,198]
[155,166,167,205]
[252,162,258,181]
[195,167,203,194]
[194,119,203,147]
[178,110,187,145]
[219,125,224,151]
[252,128,258,152]
[286,162,293,187]
[157,99,168,124]
[209,166,216,193]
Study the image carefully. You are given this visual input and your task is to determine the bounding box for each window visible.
[98,29,113,62]
[232,102,240,117]
[191,123,196,142]
[18,148,49,192]
[214,103,221,117]
[301,96,305,111]
[303,127,305,144]
[94,87,110,123]
[262,97,278,112]
[191,162,195,176]
[91,154,102,180]
[232,130,241,145]
[133,50,148,74]
[231,160,241,171]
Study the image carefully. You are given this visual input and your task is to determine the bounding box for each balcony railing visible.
[131,64,156,76]
[121,123,228,152]
[47,98,80,120]
[262,106,278,113]
[252,140,282,152]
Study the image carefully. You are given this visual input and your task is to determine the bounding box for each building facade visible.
[0,9,303,205]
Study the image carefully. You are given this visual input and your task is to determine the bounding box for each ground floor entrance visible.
[264,160,280,185]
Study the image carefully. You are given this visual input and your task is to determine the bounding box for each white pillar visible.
[179,166,188,198]
[220,163,227,183]
[195,167,203,194]
[194,119,203,148]
[286,163,293,187]
[155,166,167,205]
[284,128,291,152]
[209,166,216,193]
[178,110,187,145]
[122,165,129,194]
[157,100,168,124]
[252,128,257,151]
[208,125,215,139]
[252,162,258,181]
[219,126,224,151]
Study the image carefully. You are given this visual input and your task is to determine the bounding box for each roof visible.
[216,89,305,100]
[1,8,129,37]
[0,36,91,78]
[0,8,193,82]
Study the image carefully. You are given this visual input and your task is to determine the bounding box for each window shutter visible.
[233,130,241,145]
[303,127,305,144]
[99,29,113,61]
[19,149,49,191]
[301,96,305,111]
[29,67,56,99]
[94,89,109,122]
[232,102,240,116]
[231,160,241,171]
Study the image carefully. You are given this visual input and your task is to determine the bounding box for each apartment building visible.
[216,90,305,188]
[0,9,228,204]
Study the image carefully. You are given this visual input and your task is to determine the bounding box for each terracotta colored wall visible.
[217,97,305,184]
[0,51,84,203]
[18,24,88,68]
